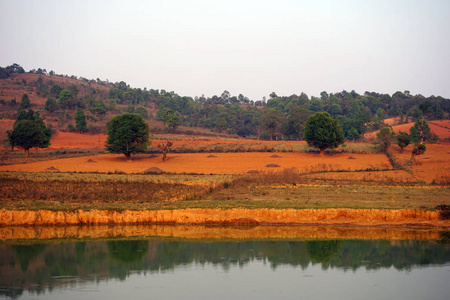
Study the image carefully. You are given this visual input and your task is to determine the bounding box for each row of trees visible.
[4,107,433,164]
[103,111,344,161]
[153,90,448,140]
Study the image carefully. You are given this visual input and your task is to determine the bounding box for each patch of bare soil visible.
[0,152,393,174]
[364,120,450,140]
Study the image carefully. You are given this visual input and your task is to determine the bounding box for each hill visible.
[1,63,450,145]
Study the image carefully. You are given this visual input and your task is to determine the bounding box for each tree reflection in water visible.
[0,234,449,298]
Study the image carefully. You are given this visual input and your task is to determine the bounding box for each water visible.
[0,227,449,300]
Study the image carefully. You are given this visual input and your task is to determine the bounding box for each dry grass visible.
[0,172,227,210]
[1,169,448,212]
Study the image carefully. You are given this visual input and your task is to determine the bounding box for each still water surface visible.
[0,227,449,300]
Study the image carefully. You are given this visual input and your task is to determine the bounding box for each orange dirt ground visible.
[364,120,450,140]
[0,151,392,175]
[389,143,450,184]
[2,131,450,183]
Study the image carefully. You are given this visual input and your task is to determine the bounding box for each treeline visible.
[2,63,449,140]
[153,89,449,140]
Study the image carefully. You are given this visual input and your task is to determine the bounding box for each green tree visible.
[375,107,387,120]
[409,119,433,143]
[411,143,426,163]
[347,127,360,142]
[58,89,75,109]
[282,107,311,140]
[304,112,345,155]
[44,97,59,112]
[376,126,395,153]
[75,108,87,133]
[135,106,149,119]
[327,103,342,117]
[89,106,108,120]
[20,93,31,109]
[164,109,180,132]
[7,109,52,154]
[50,84,64,97]
[397,131,410,152]
[108,98,120,112]
[260,108,285,140]
[7,119,51,157]
[106,113,150,161]
[308,98,323,112]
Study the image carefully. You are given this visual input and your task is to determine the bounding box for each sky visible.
[1,0,449,100]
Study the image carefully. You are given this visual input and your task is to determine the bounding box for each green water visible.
[0,230,449,299]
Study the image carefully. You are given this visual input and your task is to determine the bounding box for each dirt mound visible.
[347,156,356,159]
[265,164,280,168]
[270,154,282,158]
[144,167,165,174]
[86,159,96,163]
[207,154,218,158]
[46,166,58,171]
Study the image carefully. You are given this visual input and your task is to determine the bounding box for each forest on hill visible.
[1,63,449,141]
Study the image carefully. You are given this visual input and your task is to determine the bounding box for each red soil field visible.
[0,151,392,175]
[2,131,450,183]
[365,120,450,140]
[390,143,450,184]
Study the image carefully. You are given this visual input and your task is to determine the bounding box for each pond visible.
[0,225,449,300]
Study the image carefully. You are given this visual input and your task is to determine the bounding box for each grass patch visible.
[1,167,448,212]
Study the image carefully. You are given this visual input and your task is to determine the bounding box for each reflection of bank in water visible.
[0,224,447,242]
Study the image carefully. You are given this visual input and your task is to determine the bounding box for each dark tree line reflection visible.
[1,237,449,298]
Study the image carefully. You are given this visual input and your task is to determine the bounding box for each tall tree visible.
[409,119,435,143]
[20,93,31,109]
[58,89,75,109]
[282,107,311,140]
[75,108,87,133]
[163,109,180,132]
[376,126,395,153]
[304,112,345,155]
[397,131,410,152]
[106,113,150,161]
[259,108,285,140]
[411,143,426,163]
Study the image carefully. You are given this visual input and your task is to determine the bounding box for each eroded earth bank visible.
[1,208,448,228]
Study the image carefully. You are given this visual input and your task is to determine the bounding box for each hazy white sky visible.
[1,0,449,100]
